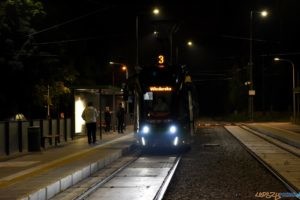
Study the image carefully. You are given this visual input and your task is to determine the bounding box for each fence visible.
[0,118,73,157]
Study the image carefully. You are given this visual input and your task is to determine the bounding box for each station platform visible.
[0,126,135,200]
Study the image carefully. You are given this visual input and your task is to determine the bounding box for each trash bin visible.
[28,126,41,151]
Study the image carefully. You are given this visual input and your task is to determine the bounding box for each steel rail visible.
[74,152,181,200]
[229,126,300,199]
[241,124,300,155]
[74,152,141,200]
[154,155,181,200]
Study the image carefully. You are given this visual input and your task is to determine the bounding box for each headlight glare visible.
[169,125,177,134]
[142,125,150,134]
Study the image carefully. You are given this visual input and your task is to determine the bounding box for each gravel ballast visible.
[163,126,292,200]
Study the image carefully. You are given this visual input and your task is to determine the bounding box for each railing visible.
[0,118,73,157]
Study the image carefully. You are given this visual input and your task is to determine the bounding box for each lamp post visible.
[136,7,160,70]
[109,61,128,84]
[248,9,268,121]
[109,62,129,121]
[121,65,129,121]
[47,84,50,119]
[175,40,193,65]
[121,65,129,80]
[274,57,296,122]
[109,61,128,131]
[135,15,139,69]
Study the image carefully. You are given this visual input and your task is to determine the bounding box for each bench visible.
[42,134,61,147]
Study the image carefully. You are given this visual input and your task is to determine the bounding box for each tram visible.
[129,55,197,150]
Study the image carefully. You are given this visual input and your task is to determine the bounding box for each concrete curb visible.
[20,138,135,200]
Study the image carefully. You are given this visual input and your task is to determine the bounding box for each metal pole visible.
[293,64,296,122]
[170,33,173,65]
[47,85,50,119]
[136,15,139,68]
[249,10,254,121]
[125,70,129,125]
[175,46,179,65]
[188,91,194,137]
[112,64,116,132]
[99,89,102,140]
[113,92,116,132]
[275,58,296,123]
[112,66,115,87]
[291,61,296,122]
[169,24,179,66]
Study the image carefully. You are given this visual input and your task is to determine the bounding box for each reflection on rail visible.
[75,155,181,200]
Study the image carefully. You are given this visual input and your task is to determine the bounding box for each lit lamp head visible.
[187,41,193,46]
[122,65,127,71]
[260,10,268,17]
[153,8,160,15]
[274,57,280,61]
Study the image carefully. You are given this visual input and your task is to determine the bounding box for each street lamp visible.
[109,61,128,83]
[248,9,268,121]
[153,8,160,15]
[136,7,160,69]
[274,57,296,122]
[121,65,129,80]
[175,40,194,65]
[109,61,129,131]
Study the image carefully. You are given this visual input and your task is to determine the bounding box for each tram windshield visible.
[143,91,172,118]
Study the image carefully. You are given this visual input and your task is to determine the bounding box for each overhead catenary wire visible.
[32,33,127,46]
[28,6,114,37]
[16,5,115,57]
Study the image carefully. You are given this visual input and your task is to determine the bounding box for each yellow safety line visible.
[0,133,133,188]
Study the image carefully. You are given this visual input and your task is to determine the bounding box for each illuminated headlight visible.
[141,137,146,146]
[169,125,177,134]
[142,125,150,134]
[173,136,179,146]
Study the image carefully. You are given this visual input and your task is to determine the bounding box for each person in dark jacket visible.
[104,106,111,132]
[117,103,125,133]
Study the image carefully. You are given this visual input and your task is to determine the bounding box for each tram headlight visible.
[141,125,150,134]
[173,136,179,146]
[141,137,146,146]
[169,125,177,134]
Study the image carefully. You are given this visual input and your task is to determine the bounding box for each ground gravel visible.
[163,126,294,200]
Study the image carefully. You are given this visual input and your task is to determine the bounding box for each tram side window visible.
[143,92,153,117]
[144,92,153,100]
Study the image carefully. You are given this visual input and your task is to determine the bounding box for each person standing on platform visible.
[117,103,125,133]
[81,101,98,144]
[104,106,111,132]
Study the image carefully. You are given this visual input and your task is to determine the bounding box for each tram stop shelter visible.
[73,86,126,138]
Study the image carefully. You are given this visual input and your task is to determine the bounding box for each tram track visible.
[53,150,182,200]
[225,125,300,199]
[153,155,181,200]
[240,125,300,158]
[74,153,141,200]
[81,153,181,200]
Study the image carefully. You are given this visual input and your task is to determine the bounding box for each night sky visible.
[39,0,300,62]
[33,0,300,116]
[3,0,300,119]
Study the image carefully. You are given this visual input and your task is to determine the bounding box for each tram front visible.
[135,65,192,150]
